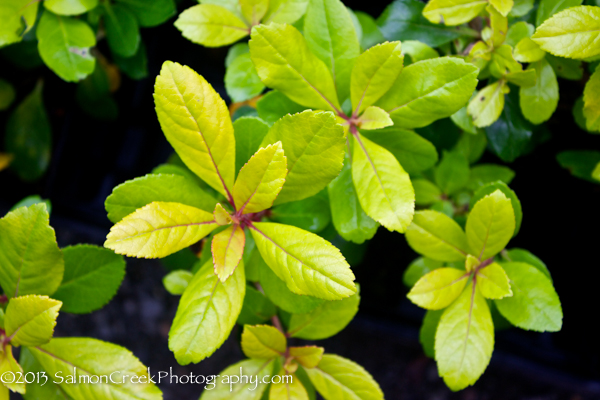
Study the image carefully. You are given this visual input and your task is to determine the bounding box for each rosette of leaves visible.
[246,0,479,243]
[0,202,161,399]
[104,61,358,365]
[402,187,562,391]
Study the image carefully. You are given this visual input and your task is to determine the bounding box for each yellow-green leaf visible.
[467,81,507,128]
[488,5,508,46]
[476,262,512,299]
[0,345,24,393]
[212,224,245,282]
[407,267,469,310]
[4,295,61,347]
[241,324,287,359]
[175,4,249,47]
[583,68,600,131]
[519,58,559,124]
[214,203,232,225]
[104,201,218,258]
[422,0,488,26]
[154,61,235,198]
[289,346,324,368]
[505,69,537,87]
[357,106,393,130]
[490,0,514,17]
[406,210,469,262]
[270,371,309,399]
[514,37,546,62]
[240,0,269,25]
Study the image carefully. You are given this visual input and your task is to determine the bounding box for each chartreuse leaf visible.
[241,324,287,359]
[251,222,356,300]
[490,0,513,16]
[435,282,493,391]
[10,196,52,214]
[104,3,140,57]
[329,154,379,244]
[240,0,268,24]
[5,83,52,181]
[593,162,600,181]
[584,68,600,131]
[505,21,534,47]
[256,90,306,126]
[250,23,341,111]
[496,262,562,331]
[271,190,331,233]
[352,134,414,233]
[406,210,469,262]
[434,151,469,195]
[234,142,287,213]
[290,346,324,368]
[214,203,232,225]
[476,262,511,299]
[19,348,68,399]
[505,69,537,87]
[44,0,98,15]
[225,53,264,103]
[261,111,345,204]
[117,0,176,27]
[154,61,235,198]
[201,359,275,400]
[487,5,508,46]
[37,11,96,82]
[503,248,551,280]
[407,268,469,310]
[270,370,309,399]
[520,59,559,124]
[413,179,442,206]
[466,190,515,260]
[471,181,522,236]
[468,81,508,128]
[0,204,64,298]
[105,173,218,223]
[422,0,488,26]
[536,0,582,26]
[175,4,249,47]
[304,0,360,103]
[0,345,24,393]
[264,0,309,24]
[403,257,443,287]
[29,337,162,399]
[288,289,359,340]
[234,117,270,174]
[0,1,32,47]
[52,245,125,314]
[358,106,393,130]
[4,295,61,347]
[532,6,600,59]
[163,270,193,295]
[212,224,245,281]
[376,58,479,129]
[170,260,245,365]
[305,354,384,400]
[350,41,404,115]
[401,40,439,64]
[104,202,218,258]
[514,38,546,63]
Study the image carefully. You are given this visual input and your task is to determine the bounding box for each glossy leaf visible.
[117,0,176,27]
[407,268,469,310]
[45,0,98,15]
[52,244,126,314]
[520,59,559,124]
[476,262,512,299]
[104,202,218,259]
[175,4,249,47]
[154,61,235,197]
[163,270,194,295]
[0,204,64,298]
[170,260,245,365]
[4,295,61,347]
[212,224,245,281]
[422,0,488,26]
[241,324,287,359]
[201,359,274,400]
[583,68,600,131]
[406,210,469,262]
[225,53,264,103]
[104,4,140,57]
[434,151,470,195]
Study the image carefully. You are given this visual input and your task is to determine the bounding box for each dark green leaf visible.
[271,190,331,233]
[237,284,277,325]
[234,116,270,174]
[557,150,600,182]
[256,90,306,126]
[117,0,176,27]
[113,41,148,80]
[104,3,140,57]
[10,195,52,214]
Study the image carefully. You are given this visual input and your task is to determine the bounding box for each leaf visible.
[251,222,355,300]
[328,155,379,244]
[305,354,384,400]
[405,210,469,262]
[377,57,479,129]
[44,0,98,15]
[117,0,176,27]
[453,132,487,163]
[249,23,341,112]
[476,262,511,299]
[19,348,69,400]
[505,69,537,87]
[169,260,245,365]
[0,78,15,111]
[257,254,325,313]
[154,61,235,198]
[536,0,583,27]
[420,309,443,358]
[490,0,513,16]
[557,150,600,182]
[519,59,559,125]
[105,173,218,223]
[288,290,359,340]
[256,90,306,126]
[0,345,24,393]
[532,6,600,59]
[514,37,546,63]
[225,52,265,103]
[407,268,469,310]
[237,284,277,325]
[593,162,600,181]
[505,21,534,47]
[361,127,438,174]
[583,68,600,131]
[104,3,140,57]
[0,1,32,48]
[240,0,268,24]
[270,371,309,399]
[234,117,270,174]
[487,4,509,46]
[241,324,287,359]
[467,164,515,190]
[163,270,194,295]
[413,179,442,206]
[233,142,287,213]
[113,40,148,80]
[104,202,218,259]
[546,54,583,80]
[4,295,61,347]
[214,203,232,226]
[496,262,562,331]
[200,359,275,400]
[175,4,249,47]
[357,106,393,130]
[52,245,125,314]
[37,11,96,82]
[401,40,439,64]
[355,11,385,49]
[352,134,415,233]
[422,0,488,26]
[503,248,551,280]
[288,347,323,369]
[261,111,345,204]
[434,151,470,195]
[435,282,494,391]
[0,204,64,298]
[271,190,331,233]
[489,45,522,78]
[468,81,507,128]
[471,181,522,236]
[466,190,515,260]
[29,337,162,399]
[10,195,52,214]
[4,83,52,181]
[304,0,360,103]
[212,224,245,281]
[264,0,308,24]
[376,0,463,47]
